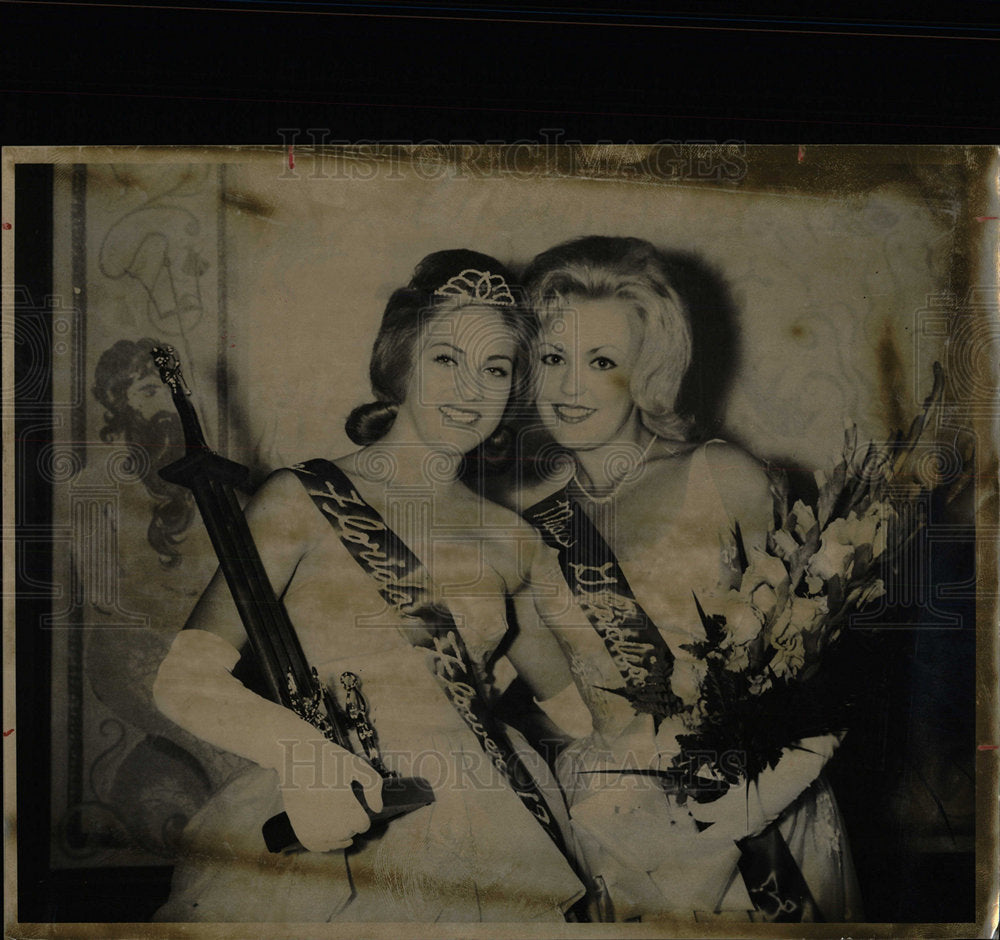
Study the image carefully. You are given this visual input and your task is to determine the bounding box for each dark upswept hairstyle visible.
[523,235,695,441]
[346,249,536,466]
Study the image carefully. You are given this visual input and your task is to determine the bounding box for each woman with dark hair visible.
[513,236,862,922]
[151,250,585,922]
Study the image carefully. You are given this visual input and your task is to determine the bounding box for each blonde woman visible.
[514,236,862,922]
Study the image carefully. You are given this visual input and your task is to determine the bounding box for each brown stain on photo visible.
[876,318,906,434]
[221,190,276,219]
[610,372,630,391]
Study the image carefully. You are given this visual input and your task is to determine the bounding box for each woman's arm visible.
[505,532,594,739]
[699,445,839,836]
[180,468,320,649]
[152,469,383,850]
[688,733,843,840]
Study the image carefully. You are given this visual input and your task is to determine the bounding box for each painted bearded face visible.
[535,294,644,451]
[94,342,194,564]
[124,365,176,424]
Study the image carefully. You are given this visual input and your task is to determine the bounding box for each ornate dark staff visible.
[151,345,433,852]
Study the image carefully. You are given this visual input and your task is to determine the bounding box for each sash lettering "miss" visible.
[526,492,677,697]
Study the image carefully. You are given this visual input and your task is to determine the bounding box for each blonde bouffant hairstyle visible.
[523,235,694,441]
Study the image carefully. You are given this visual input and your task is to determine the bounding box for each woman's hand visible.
[534,681,594,740]
[688,733,842,841]
[154,629,387,851]
[279,742,385,852]
[506,531,593,708]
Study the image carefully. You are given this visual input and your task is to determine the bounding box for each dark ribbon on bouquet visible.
[523,486,822,923]
[524,486,682,713]
[288,459,570,857]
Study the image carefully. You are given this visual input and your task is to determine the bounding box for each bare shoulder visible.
[702,441,772,517]
[703,441,769,480]
[243,465,330,549]
[250,466,315,510]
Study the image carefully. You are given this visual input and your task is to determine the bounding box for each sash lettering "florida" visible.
[308,480,414,610]
[290,460,565,851]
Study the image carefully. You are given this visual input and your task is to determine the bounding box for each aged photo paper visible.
[3,144,998,938]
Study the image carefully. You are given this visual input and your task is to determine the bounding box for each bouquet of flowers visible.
[624,363,963,794]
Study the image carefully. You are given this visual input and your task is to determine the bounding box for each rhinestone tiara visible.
[433,269,515,306]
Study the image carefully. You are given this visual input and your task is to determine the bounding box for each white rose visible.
[711,589,762,646]
[791,500,819,543]
[770,629,806,679]
[806,518,856,585]
[769,528,800,561]
[671,657,707,707]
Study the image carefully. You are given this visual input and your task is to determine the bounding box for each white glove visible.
[153,629,383,851]
[534,682,594,740]
[688,733,841,841]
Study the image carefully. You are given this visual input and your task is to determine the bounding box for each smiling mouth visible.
[439,405,482,426]
[552,404,596,424]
